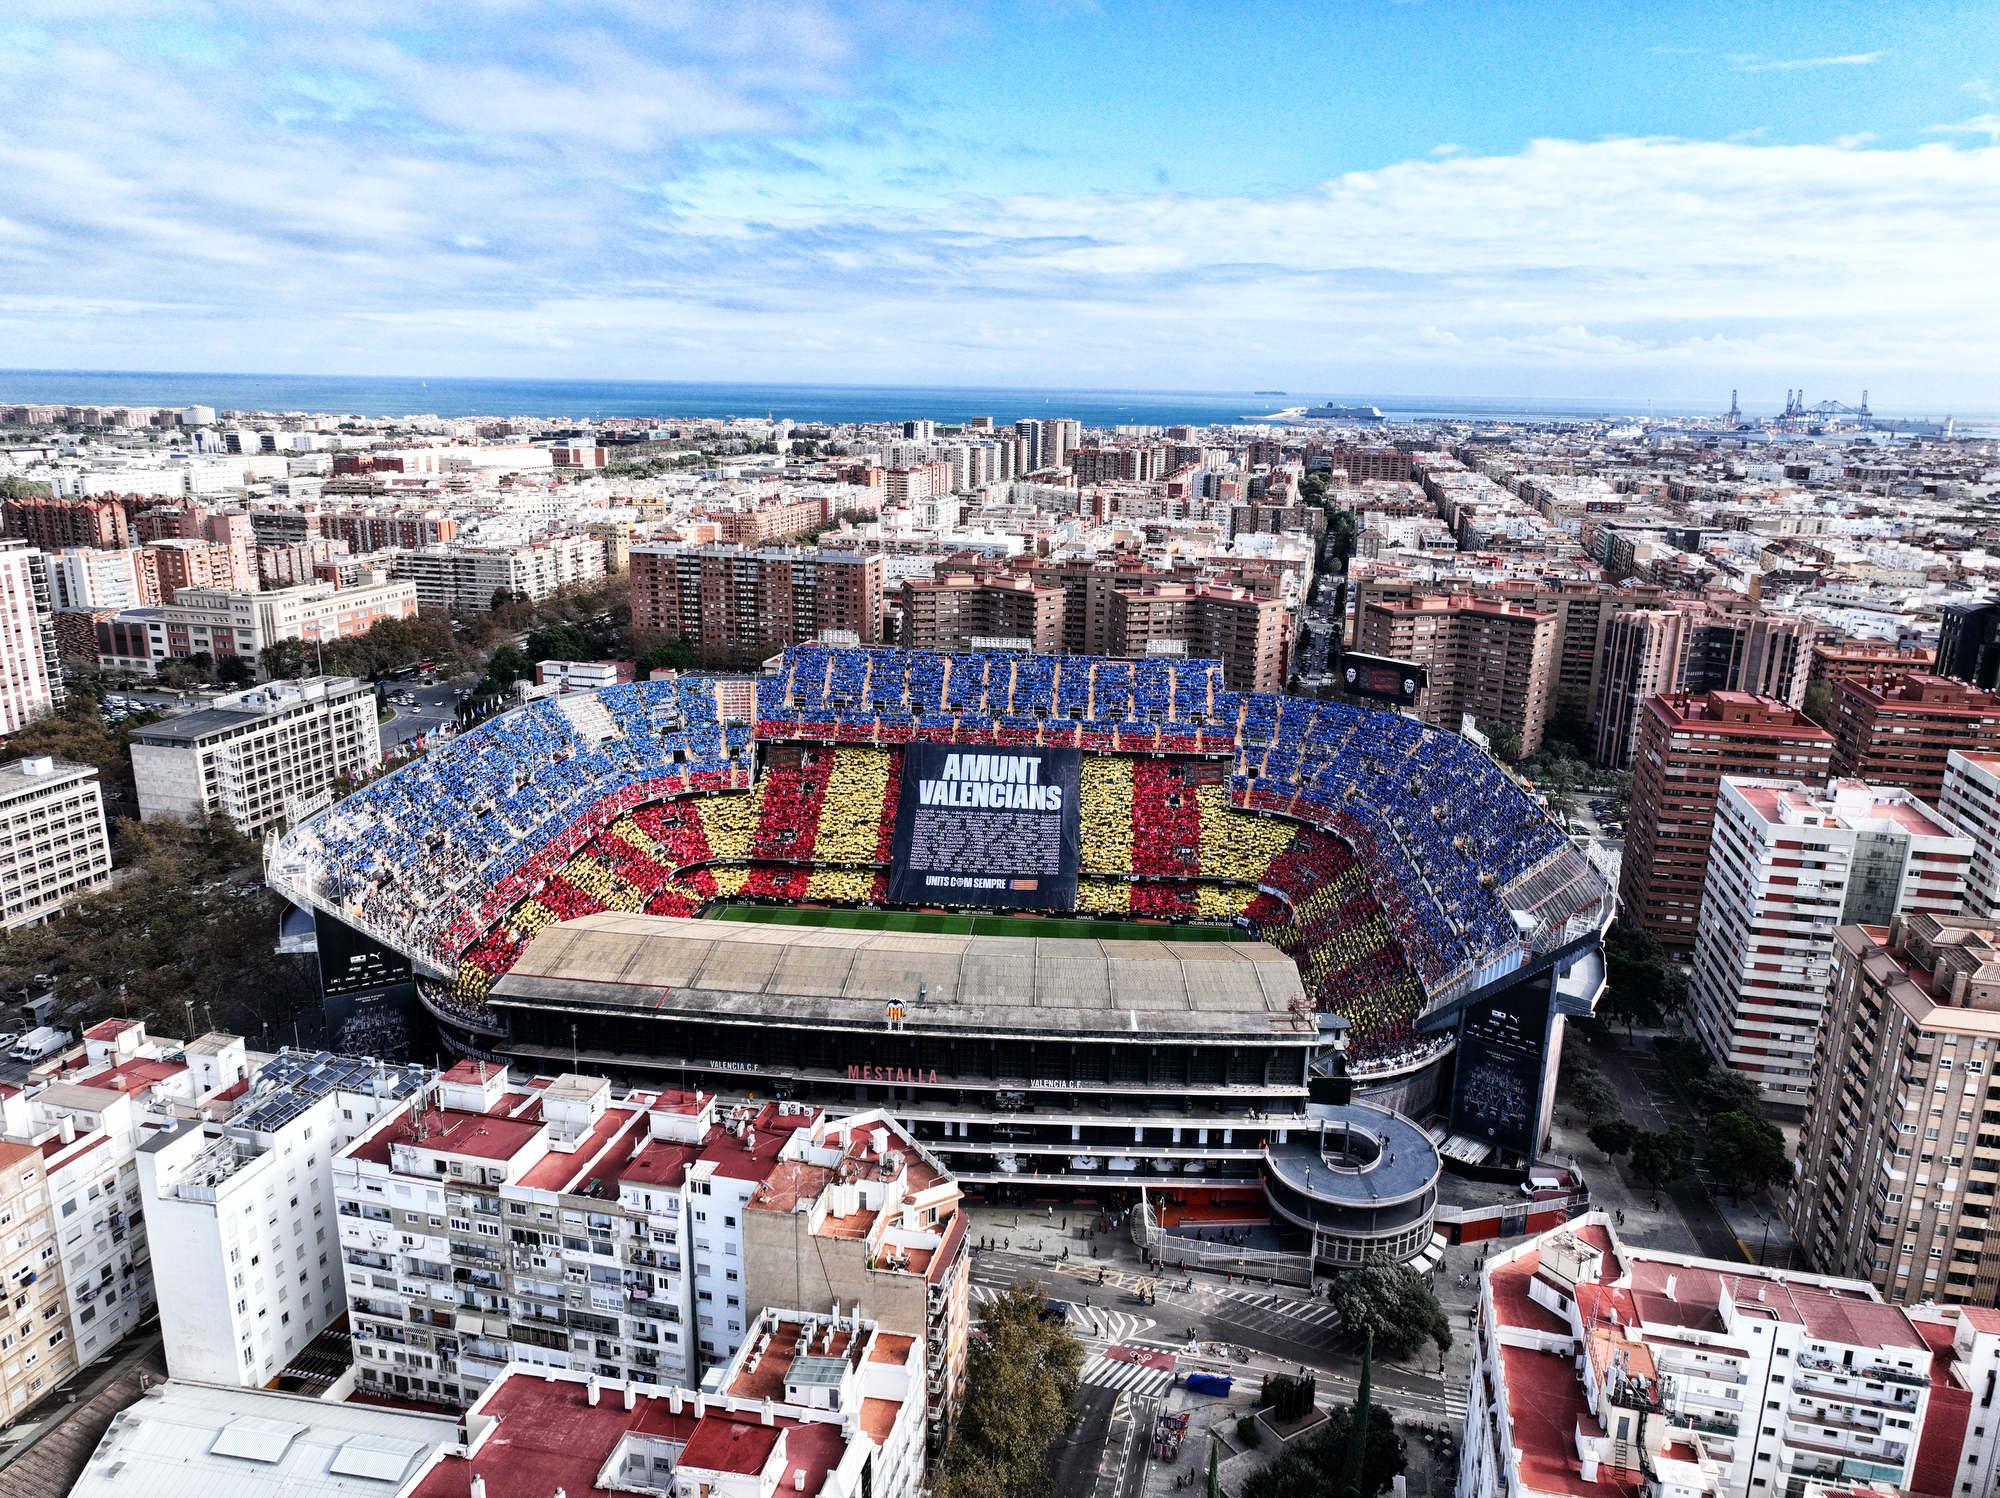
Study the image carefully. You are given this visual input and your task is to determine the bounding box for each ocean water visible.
[0,369,1747,428]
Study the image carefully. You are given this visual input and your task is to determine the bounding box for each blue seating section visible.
[286,678,752,964]
[280,646,1573,1007]
[757,645,1570,989]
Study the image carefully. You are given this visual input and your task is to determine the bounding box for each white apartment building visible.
[0,1140,71,1423]
[0,756,111,929]
[46,546,155,610]
[129,675,383,834]
[1690,777,1972,1099]
[0,539,59,733]
[1463,1214,1937,1498]
[331,1066,967,1424]
[138,1048,428,1387]
[388,534,606,609]
[1940,748,2000,922]
[95,574,418,672]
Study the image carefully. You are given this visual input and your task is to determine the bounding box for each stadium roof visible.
[491,912,1314,1041]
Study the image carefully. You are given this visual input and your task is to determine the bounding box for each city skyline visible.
[0,2,1994,401]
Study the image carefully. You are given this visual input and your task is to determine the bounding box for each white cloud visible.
[0,10,1992,404]
[1929,114,2000,142]
[1733,52,1884,73]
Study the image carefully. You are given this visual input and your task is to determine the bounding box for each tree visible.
[0,477,53,499]
[260,637,313,680]
[1802,677,1833,728]
[932,1282,1083,1498]
[526,622,608,664]
[0,814,316,1047]
[1705,1111,1791,1200]
[1326,1256,1451,1363]
[1238,1396,1405,1498]
[1564,1066,1622,1126]
[1475,719,1521,765]
[635,639,700,676]
[1588,1119,1638,1162]
[1630,1125,1697,1206]
[216,654,255,685]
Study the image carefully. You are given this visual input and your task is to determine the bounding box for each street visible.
[380,681,466,750]
[966,1218,1473,1498]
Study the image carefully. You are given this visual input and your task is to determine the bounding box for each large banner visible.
[887,744,1082,909]
[1448,978,1553,1161]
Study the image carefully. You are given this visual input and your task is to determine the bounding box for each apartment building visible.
[138,1048,427,1387]
[1619,692,1836,950]
[631,545,882,655]
[884,463,950,504]
[1790,913,2000,1308]
[1811,640,1935,691]
[146,536,254,598]
[0,539,61,734]
[1689,778,1971,1100]
[95,576,418,672]
[331,1067,967,1436]
[1592,609,1690,769]
[1832,673,2000,808]
[1353,592,1557,752]
[402,1329,926,1498]
[0,1142,70,1425]
[44,546,159,611]
[1464,1213,1937,1498]
[1940,750,2000,922]
[130,675,382,834]
[0,756,111,929]
[319,507,458,554]
[896,570,1066,654]
[1,496,129,550]
[1108,581,1289,694]
[389,535,606,609]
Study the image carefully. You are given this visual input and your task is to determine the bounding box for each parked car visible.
[0,1032,18,1051]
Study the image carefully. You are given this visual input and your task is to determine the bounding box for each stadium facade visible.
[267,645,1609,1268]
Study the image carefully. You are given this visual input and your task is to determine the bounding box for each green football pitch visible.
[708,903,1255,942]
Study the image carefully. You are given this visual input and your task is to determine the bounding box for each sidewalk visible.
[1552,1027,1796,1269]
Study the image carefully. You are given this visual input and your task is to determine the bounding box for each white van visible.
[8,1026,72,1063]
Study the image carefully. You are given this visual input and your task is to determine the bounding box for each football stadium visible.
[267,644,1610,1266]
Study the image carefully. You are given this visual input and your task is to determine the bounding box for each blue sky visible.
[0,1,1996,405]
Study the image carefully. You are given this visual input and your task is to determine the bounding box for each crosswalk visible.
[971,1283,1156,1346]
[1081,1353,1176,1398]
[1218,1288,1343,1330]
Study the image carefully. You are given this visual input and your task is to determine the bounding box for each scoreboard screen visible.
[1340,653,1427,707]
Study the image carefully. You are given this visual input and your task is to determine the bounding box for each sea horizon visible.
[4,368,1983,432]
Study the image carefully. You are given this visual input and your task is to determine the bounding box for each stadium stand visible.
[271,646,1590,1060]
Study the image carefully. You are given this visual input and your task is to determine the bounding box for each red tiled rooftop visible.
[407,1373,678,1498]
[86,1057,188,1096]
[516,1106,639,1193]
[868,1332,916,1366]
[345,1104,543,1166]
[678,1414,781,1478]
[1488,1252,1572,1338]
[84,1019,138,1042]
[859,1396,899,1445]
[619,1138,701,1190]
[1499,1344,1644,1498]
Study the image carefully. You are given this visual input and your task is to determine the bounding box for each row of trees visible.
[932,1284,1084,1498]
[1561,1027,1791,1205]
[0,814,316,1046]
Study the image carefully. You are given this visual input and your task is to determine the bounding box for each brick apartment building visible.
[631,544,882,655]
[703,491,883,545]
[897,570,1065,653]
[1830,672,2000,807]
[1619,691,1836,950]
[146,536,253,599]
[1354,592,1558,753]
[2,495,129,550]
[1809,639,1935,691]
[896,567,1287,692]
